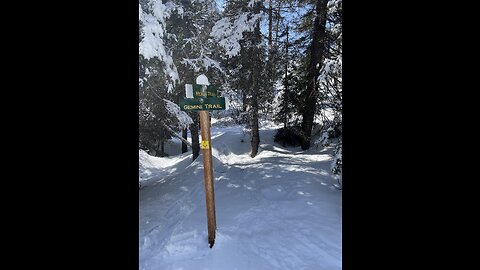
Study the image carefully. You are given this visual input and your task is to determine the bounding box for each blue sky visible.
[215,0,225,11]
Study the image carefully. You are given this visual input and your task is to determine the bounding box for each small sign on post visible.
[179,74,226,248]
[193,84,217,98]
[185,84,194,98]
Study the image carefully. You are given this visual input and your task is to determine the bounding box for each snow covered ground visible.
[139,123,342,270]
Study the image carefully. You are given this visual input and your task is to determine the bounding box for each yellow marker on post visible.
[201,140,210,149]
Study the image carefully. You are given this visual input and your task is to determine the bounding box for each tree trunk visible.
[250,94,260,158]
[190,113,200,161]
[242,90,247,113]
[160,140,165,157]
[181,128,188,153]
[274,7,281,49]
[284,25,289,129]
[250,19,262,158]
[301,0,328,150]
[267,0,275,109]
[268,0,273,48]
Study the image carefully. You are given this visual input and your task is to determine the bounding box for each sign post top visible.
[196,74,210,85]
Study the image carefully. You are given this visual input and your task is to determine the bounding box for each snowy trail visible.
[139,126,342,270]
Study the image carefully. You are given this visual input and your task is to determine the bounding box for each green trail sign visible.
[193,84,217,98]
[179,97,226,111]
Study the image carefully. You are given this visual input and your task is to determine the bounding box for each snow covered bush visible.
[331,142,342,175]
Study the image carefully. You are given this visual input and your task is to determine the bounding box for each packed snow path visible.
[140,126,342,270]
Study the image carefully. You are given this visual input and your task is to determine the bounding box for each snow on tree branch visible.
[181,54,223,73]
[164,1,184,19]
[318,55,342,83]
[211,12,262,58]
[163,99,193,129]
[139,1,181,92]
[327,0,342,14]
[247,0,261,8]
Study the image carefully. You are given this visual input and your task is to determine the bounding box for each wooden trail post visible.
[200,109,216,248]
[179,75,228,248]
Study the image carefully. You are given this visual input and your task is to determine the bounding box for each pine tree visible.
[299,0,329,150]
[139,57,175,156]
[211,0,267,157]
[319,0,342,175]
[139,0,181,156]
